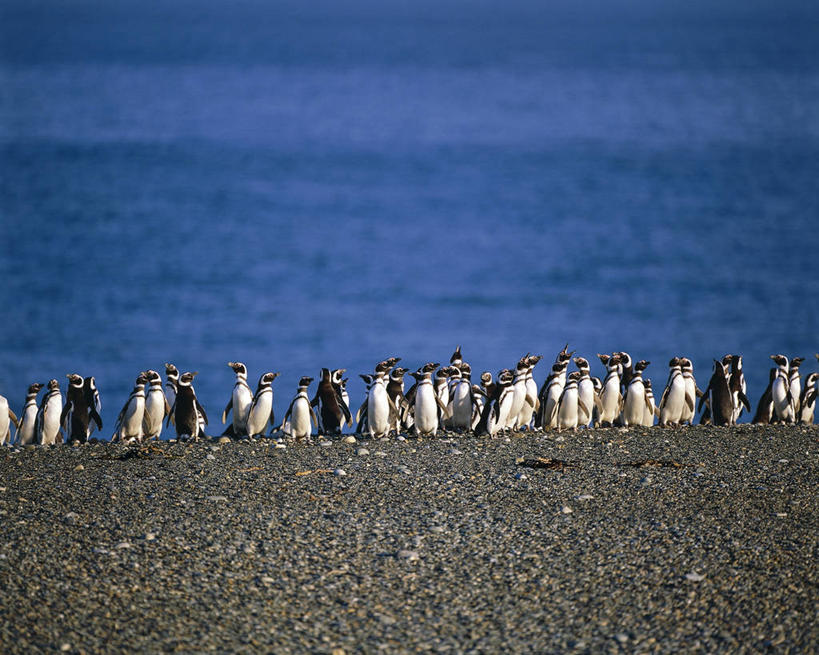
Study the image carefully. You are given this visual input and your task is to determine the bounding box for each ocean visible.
[1,0,818,432]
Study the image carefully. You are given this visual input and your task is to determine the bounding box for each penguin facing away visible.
[698,360,734,426]
[752,369,777,425]
[60,373,91,443]
[14,383,43,446]
[168,371,208,440]
[83,376,103,435]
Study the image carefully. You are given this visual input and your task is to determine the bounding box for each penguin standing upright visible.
[752,369,777,425]
[281,376,319,440]
[36,379,63,445]
[622,360,652,428]
[573,357,595,428]
[245,372,280,438]
[164,363,179,425]
[450,362,477,430]
[557,371,586,432]
[14,383,43,446]
[597,354,623,427]
[770,355,795,423]
[698,359,734,426]
[168,371,208,440]
[788,357,805,415]
[798,372,818,424]
[658,357,687,427]
[480,369,515,437]
[539,360,570,429]
[365,359,400,439]
[143,370,170,440]
[507,356,530,430]
[679,358,701,426]
[60,374,92,443]
[643,379,658,427]
[312,368,352,435]
[83,376,103,436]
[0,394,19,446]
[221,362,253,438]
[516,355,542,430]
[727,355,751,423]
[386,367,408,434]
[113,373,147,443]
[409,368,444,437]
[332,369,352,428]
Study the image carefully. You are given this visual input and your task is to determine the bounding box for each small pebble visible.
[320,441,333,448]
[614,633,629,644]
[685,572,705,582]
[333,468,347,477]
[342,435,357,444]
[218,436,231,444]
[356,448,370,456]
[206,454,216,460]
[515,472,528,480]
[116,541,131,549]
[207,495,228,502]
[560,505,573,514]
[73,464,84,472]
[397,550,419,561]
[63,512,79,526]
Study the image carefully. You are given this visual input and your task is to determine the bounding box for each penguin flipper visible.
[195,400,208,425]
[355,399,367,424]
[309,405,319,429]
[578,398,590,419]
[337,394,353,426]
[89,407,103,431]
[738,390,751,412]
[221,398,232,425]
[166,399,177,427]
[59,402,71,430]
[684,392,694,413]
[8,408,19,429]
[644,394,653,413]
[697,383,710,413]
[524,393,535,408]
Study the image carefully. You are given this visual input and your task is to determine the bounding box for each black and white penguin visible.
[386,367,408,434]
[727,355,751,423]
[679,357,701,426]
[698,360,734,426]
[643,379,658,427]
[143,370,170,440]
[36,379,63,445]
[60,373,92,443]
[622,360,652,428]
[14,383,43,446]
[477,369,515,437]
[573,357,595,428]
[312,368,352,435]
[788,357,805,415]
[0,394,19,446]
[168,371,208,440]
[409,368,444,437]
[450,362,478,430]
[356,373,375,433]
[617,351,634,398]
[245,372,280,438]
[658,357,687,427]
[221,362,253,438]
[752,368,777,425]
[516,355,542,430]
[164,363,179,425]
[365,359,400,439]
[113,373,147,443]
[83,376,103,436]
[538,358,571,429]
[331,369,352,425]
[449,346,463,366]
[597,353,623,428]
[798,372,818,424]
[770,355,795,423]
[281,376,319,440]
[557,371,586,432]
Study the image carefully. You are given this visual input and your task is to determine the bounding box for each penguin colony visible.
[1,350,817,446]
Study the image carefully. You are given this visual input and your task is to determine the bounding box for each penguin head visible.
[568,371,581,382]
[359,373,374,385]
[228,362,247,376]
[557,343,573,363]
[789,356,804,370]
[668,357,681,369]
[450,345,462,364]
[679,357,692,372]
[597,353,610,366]
[143,369,161,384]
[644,379,653,389]
[47,378,60,390]
[28,382,44,395]
[712,359,727,375]
[770,354,788,368]
[635,360,651,372]
[179,371,198,386]
[721,354,733,368]
[259,372,280,386]
[164,363,179,377]
[409,370,426,382]
[320,368,332,381]
[331,368,346,383]
[66,373,84,387]
[135,373,148,386]
[480,371,492,385]
[389,367,408,380]
[421,362,439,373]
[459,362,472,377]
[617,352,632,367]
[527,354,542,367]
[573,356,589,371]
[298,376,314,388]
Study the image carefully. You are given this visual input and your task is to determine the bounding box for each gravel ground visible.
[1,425,817,654]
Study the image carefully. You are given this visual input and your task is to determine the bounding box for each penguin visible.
[60,373,92,443]
[365,359,399,439]
[622,360,652,428]
[473,371,493,430]
[36,379,63,445]
[168,371,208,440]
[312,368,352,435]
[486,369,515,436]
[617,351,634,397]
[573,357,595,428]
[539,359,571,429]
[798,372,818,425]
[597,353,623,428]
[752,369,777,425]
[698,359,734,426]
[113,373,147,443]
[221,362,253,438]
[332,369,352,427]
[557,371,587,432]
[0,394,19,446]
[356,373,374,434]
[14,383,43,446]
[409,368,445,437]
[770,354,795,423]
[516,355,542,430]
[658,357,687,427]
[590,376,603,427]
[643,379,658,427]
[143,370,170,440]
[726,355,751,423]
[788,357,805,415]
[245,372,280,438]
[450,362,477,431]
[164,363,179,425]
[386,367,409,434]
[281,376,319,440]
[678,358,701,426]
[433,365,453,421]
[83,376,103,435]
[506,355,530,430]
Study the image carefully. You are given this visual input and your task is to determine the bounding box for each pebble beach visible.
[1,425,817,653]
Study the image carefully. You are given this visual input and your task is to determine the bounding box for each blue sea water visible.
[1,0,818,432]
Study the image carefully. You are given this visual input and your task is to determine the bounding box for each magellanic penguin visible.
[356,374,374,434]
[698,359,734,426]
[770,355,795,423]
[538,359,570,429]
[590,376,603,427]
[726,355,751,423]
[83,376,103,436]
[113,373,147,443]
[450,362,478,431]
[479,369,515,437]
[409,367,446,437]
[60,373,92,443]
[281,376,319,440]
[798,372,818,424]
[658,357,687,427]
[557,371,587,432]
[245,372,280,438]
[0,394,19,446]
[617,351,634,399]
[332,369,352,427]
[622,360,652,428]
[788,357,805,415]
[516,355,542,430]
[678,358,702,426]
[449,345,463,366]
[433,365,453,423]
[573,357,595,428]
[474,371,493,429]
[14,383,43,446]
[597,353,623,428]
[168,371,208,440]
[752,369,777,425]
[386,367,409,434]
[312,368,352,435]
[643,379,658,427]
[507,355,531,430]
[221,362,253,438]
[36,379,63,445]
[143,370,171,440]
[164,363,179,425]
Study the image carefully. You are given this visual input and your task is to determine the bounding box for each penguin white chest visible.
[17,403,38,445]
[368,383,390,437]
[41,396,63,445]
[247,390,273,436]
[414,383,438,436]
[623,380,645,427]
[233,386,253,430]
[290,396,312,438]
[0,397,9,444]
[121,395,145,439]
[557,386,579,430]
